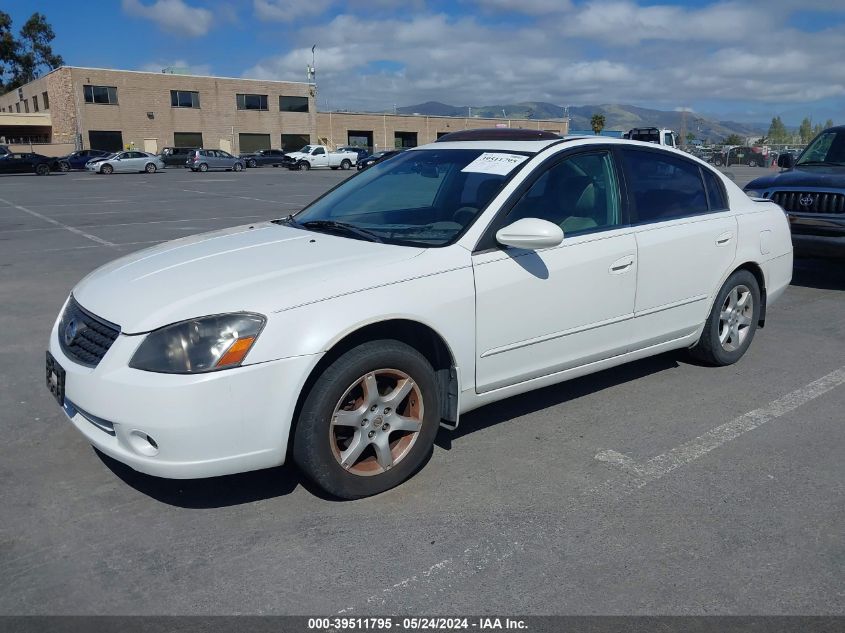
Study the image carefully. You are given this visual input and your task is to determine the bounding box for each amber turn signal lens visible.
[215,336,256,368]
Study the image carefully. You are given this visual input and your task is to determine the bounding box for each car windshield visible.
[797,130,845,166]
[299,145,314,153]
[291,148,529,247]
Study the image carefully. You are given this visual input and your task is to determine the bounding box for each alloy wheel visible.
[719,284,753,352]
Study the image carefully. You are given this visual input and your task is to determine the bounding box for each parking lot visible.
[1,164,843,615]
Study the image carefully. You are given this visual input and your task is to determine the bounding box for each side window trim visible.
[473,145,629,254]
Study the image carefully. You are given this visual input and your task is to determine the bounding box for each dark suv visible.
[744,125,845,257]
[160,147,198,167]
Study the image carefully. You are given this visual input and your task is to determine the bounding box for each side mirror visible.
[777,153,795,169]
[496,218,564,250]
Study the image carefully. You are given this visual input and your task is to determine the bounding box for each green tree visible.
[685,132,696,144]
[812,123,824,137]
[824,119,834,129]
[767,116,789,144]
[0,11,62,92]
[799,117,813,144]
[723,133,744,145]
[590,113,605,135]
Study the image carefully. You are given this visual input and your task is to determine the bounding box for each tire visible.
[145,163,156,173]
[198,163,209,172]
[58,161,70,172]
[340,159,352,170]
[35,163,50,176]
[293,340,440,499]
[689,269,761,366]
[330,166,339,170]
[299,161,311,171]
[248,159,257,168]
[234,162,243,172]
[101,164,113,175]
[714,158,723,167]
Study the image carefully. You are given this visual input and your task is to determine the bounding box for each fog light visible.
[128,430,159,456]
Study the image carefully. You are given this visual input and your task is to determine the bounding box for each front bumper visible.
[49,318,321,479]
[788,214,845,258]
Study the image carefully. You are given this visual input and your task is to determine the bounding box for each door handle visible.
[609,255,635,274]
[715,232,733,246]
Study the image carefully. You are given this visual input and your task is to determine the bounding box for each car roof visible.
[411,136,689,155]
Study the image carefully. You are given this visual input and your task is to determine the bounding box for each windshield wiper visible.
[300,220,384,243]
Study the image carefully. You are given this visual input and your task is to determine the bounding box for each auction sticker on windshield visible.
[461,152,528,175]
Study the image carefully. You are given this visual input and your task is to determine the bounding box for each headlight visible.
[745,189,764,198]
[129,313,265,374]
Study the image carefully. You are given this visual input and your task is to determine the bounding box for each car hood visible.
[746,166,845,190]
[73,223,426,333]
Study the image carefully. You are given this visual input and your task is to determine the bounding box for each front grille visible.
[771,191,845,215]
[58,297,120,368]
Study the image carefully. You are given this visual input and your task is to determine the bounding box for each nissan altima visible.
[47,130,793,499]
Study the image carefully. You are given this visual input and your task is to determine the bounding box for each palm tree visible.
[590,114,606,135]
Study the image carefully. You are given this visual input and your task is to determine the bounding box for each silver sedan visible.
[86,151,165,175]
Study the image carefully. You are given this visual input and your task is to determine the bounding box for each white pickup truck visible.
[286,145,358,171]
[623,127,678,148]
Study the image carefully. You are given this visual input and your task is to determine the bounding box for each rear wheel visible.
[35,163,50,176]
[340,159,352,170]
[198,163,208,172]
[293,340,440,499]
[100,164,113,175]
[690,270,760,366]
[145,163,156,173]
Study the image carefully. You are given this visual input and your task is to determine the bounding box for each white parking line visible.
[0,215,265,234]
[0,196,117,248]
[337,366,845,614]
[593,365,845,495]
[182,188,301,205]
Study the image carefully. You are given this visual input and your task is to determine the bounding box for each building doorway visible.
[394,131,417,148]
[88,130,123,152]
[239,133,271,153]
[347,130,373,153]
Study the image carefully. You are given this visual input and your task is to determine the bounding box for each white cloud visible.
[471,0,572,14]
[253,0,335,22]
[122,0,214,37]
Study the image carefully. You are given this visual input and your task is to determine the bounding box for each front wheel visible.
[690,270,760,366]
[293,340,440,499]
[35,163,50,176]
[340,159,352,170]
[145,163,156,173]
[234,162,243,172]
[299,161,311,171]
[58,161,70,172]
[198,163,208,172]
[248,159,257,168]
[100,164,113,175]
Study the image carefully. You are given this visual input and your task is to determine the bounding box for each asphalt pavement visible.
[0,164,842,615]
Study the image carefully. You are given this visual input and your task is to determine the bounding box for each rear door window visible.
[622,149,710,223]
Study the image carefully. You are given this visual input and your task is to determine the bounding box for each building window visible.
[279,96,309,112]
[281,133,309,152]
[15,103,20,113]
[236,93,268,111]
[42,91,49,110]
[23,99,29,113]
[84,85,119,105]
[33,95,39,112]
[170,90,200,108]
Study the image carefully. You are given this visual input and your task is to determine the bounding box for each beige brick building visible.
[0,66,569,157]
[0,66,315,155]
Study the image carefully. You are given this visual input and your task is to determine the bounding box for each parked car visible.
[187,149,245,172]
[0,151,58,175]
[57,149,112,171]
[336,146,370,162]
[86,151,165,174]
[713,146,769,167]
[744,125,845,257]
[239,149,292,168]
[160,147,199,167]
[46,134,792,499]
[285,145,358,170]
[356,149,404,170]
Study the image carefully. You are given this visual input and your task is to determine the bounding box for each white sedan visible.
[86,151,165,174]
[47,131,793,499]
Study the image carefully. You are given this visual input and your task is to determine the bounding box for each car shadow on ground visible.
[790,257,845,291]
[95,449,338,508]
[437,351,684,447]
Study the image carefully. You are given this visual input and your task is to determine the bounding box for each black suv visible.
[160,147,198,167]
[238,149,292,168]
[745,126,845,257]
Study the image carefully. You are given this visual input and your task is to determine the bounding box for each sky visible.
[4,0,845,126]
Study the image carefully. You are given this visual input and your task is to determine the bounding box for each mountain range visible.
[395,101,765,141]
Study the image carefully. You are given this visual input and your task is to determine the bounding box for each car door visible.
[472,148,638,393]
[620,147,737,349]
[311,147,328,167]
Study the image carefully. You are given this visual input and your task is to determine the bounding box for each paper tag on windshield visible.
[461,152,528,175]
